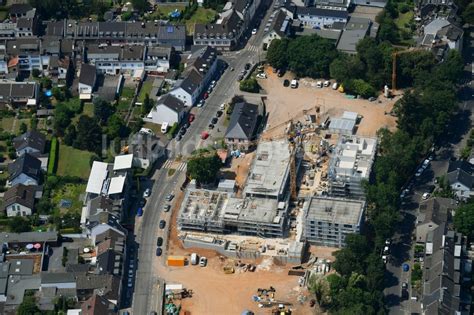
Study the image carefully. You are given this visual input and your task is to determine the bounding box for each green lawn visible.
[395,11,414,30]
[149,4,186,20]
[186,8,217,34]
[83,102,94,117]
[57,144,95,179]
[117,87,135,113]
[50,183,86,214]
[143,122,162,135]
[0,10,7,22]
[138,81,153,103]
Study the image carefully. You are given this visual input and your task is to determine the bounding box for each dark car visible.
[179,128,186,135]
[401,288,409,300]
[283,79,290,87]
[183,122,190,129]
[208,124,214,129]
[165,194,174,201]
[203,92,209,99]
[139,198,146,207]
[237,74,244,81]
[176,134,182,141]
[156,247,162,256]
[277,69,285,77]
[245,63,251,70]
[211,117,218,124]
[216,110,223,117]
[157,237,163,247]
[159,220,166,229]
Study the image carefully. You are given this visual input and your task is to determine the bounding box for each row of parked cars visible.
[156,194,174,256]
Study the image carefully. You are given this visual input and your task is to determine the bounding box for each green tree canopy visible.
[93,98,113,125]
[454,203,474,240]
[17,295,40,315]
[187,150,222,184]
[74,115,102,154]
[8,216,32,233]
[239,78,259,93]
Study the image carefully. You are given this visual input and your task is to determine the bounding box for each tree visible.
[63,125,77,146]
[461,2,474,24]
[239,78,259,93]
[344,79,376,98]
[266,39,289,70]
[187,150,222,184]
[106,114,130,139]
[142,93,154,116]
[8,216,32,233]
[31,68,41,78]
[19,122,28,134]
[377,15,400,43]
[131,0,148,12]
[54,104,74,136]
[74,115,103,154]
[453,203,474,240]
[17,295,40,315]
[93,98,113,124]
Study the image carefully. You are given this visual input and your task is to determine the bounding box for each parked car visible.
[283,79,290,87]
[165,194,174,201]
[203,92,209,99]
[176,134,182,141]
[179,127,186,135]
[277,69,285,77]
[422,192,430,200]
[199,256,207,267]
[220,103,226,110]
[156,247,162,256]
[197,100,205,108]
[139,198,146,207]
[143,188,151,198]
[323,80,330,87]
[201,131,209,140]
[256,73,267,79]
[238,74,244,81]
[208,124,215,129]
[136,207,143,217]
[245,63,251,70]
[188,114,195,122]
[157,237,163,247]
[159,220,166,229]
[211,117,218,124]
[251,28,257,35]
[163,204,171,212]
[216,110,223,117]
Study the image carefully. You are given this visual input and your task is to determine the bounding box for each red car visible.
[188,114,195,123]
[201,131,209,140]
[203,92,209,99]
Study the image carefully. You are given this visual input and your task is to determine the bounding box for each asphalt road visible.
[132,163,186,315]
[130,3,277,314]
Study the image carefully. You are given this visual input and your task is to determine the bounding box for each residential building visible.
[78,63,97,100]
[2,184,35,217]
[446,160,474,201]
[8,153,42,187]
[233,0,262,30]
[126,133,166,169]
[328,135,377,199]
[86,44,145,76]
[416,197,456,243]
[177,189,290,237]
[336,17,371,54]
[12,130,46,157]
[81,293,117,315]
[420,18,463,52]
[243,139,293,200]
[75,273,121,304]
[86,212,127,245]
[169,46,218,106]
[295,6,348,28]
[48,20,186,50]
[0,5,37,39]
[6,38,45,73]
[40,272,76,291]
[416,0,458,23]
[45,55,72,83]
[303,196,365,247]
[262,10,292,48]
[421,229,471,314]
[93,230,125,276]
[0,81,39,108]
[224,101,260,151]
[146,93,186,125]
[145,46,173,73]
[0,231,58,247]
[194,10,244,51]
[312,0,350,10]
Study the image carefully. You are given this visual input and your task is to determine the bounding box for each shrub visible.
[167,122,179,139]
[47,137,58,175]
[239,78,259,93]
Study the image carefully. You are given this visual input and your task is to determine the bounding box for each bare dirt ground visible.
[258,68,399,139]
[155,253,315,315]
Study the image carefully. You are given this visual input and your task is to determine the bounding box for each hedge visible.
[47,137,58,175]
[167,122,179,139]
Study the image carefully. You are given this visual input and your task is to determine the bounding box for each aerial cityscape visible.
[0,0,471,314]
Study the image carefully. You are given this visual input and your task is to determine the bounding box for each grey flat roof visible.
[329,117,355,131]
[304,197,365,225]
[0,231,57,244]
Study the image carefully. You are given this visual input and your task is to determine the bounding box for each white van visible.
[161,122,169,133]
[323,80,330,87]
[199,256,207,267]
[290,79,298,88]
[332,82,338,90]
[191,253,198,265]
[316,81,323,88]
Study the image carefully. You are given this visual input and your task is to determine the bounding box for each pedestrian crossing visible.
[247,45,259,52]
[162,160,187,172]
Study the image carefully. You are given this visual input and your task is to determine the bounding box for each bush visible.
[167,122,179,139]
[47,137,58,175]
[344,79,377,98]
[239,78,259,93]
[399,3,410,13]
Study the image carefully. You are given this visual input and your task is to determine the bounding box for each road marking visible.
[162,160,187,171]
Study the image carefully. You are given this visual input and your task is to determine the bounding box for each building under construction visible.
[327,135,377,199]
[178,140,296,238]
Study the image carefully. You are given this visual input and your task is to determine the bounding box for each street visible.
[130,2,277,314]
[384,29,473,314]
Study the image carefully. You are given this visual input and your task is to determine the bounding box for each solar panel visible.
[167,26,174,33]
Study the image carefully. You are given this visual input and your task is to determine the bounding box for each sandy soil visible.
[258,68,398,139]
[155,253,315,315]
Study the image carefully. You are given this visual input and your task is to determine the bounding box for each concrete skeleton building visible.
[328,135,377,199]
[303,196,365,247]
[178,139,294,238]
